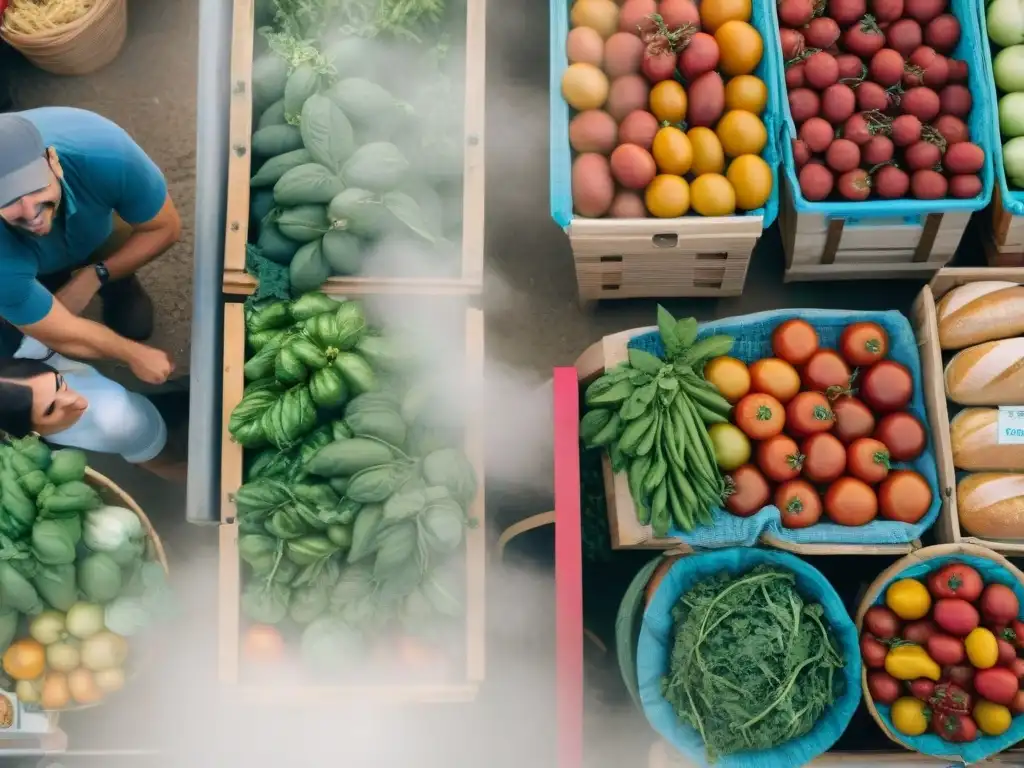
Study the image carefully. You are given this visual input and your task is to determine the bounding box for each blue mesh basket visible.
[769,0,993,219]
[549,0,781,231]
[627,308,941,547]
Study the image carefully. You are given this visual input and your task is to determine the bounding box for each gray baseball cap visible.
[0,114,49,208]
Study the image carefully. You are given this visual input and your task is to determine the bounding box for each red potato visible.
[946,58,968,83]
[868,670,903,704]
[905,0,947,24]
[844,16,886,58]
[861,633,890,668]
[927,634,966,666]
[905,46,949,88]
[863,135,895,164]
[608,190,647,217]
[949,174,982,198]
[779,0,815,27]
[606,75,650,120]
[618,110,660,149]
[925,14,960,52]
[904,619,938,644]
[604,32,646,77]
[687,71,725,126]
[805,51,840,90]
[870,49,904,86]
[793,139,813,167]
[910,678,937,701]
[800,117,836,153]
[790,89,823,125]
[800,163,835,200]
[572,154,616,217]
[832,395,876,443]
[891,114,922,146]
[805,17,842,49]
[836,53,867,80]
[780,28,806,59]
[822,84,857,124]
[567,27,605,66]
[905,140,941,170]
[570,110,619,154]
[875,165,910,197]
[856,81,890,111]
[933,114,969,144]
[939,84,971,117]
[901,87,940,121]
[830,0,868,26]
[678,33,720,81]
[642,45,678,82]
[872,0,904,22]
[659,0,701,29]
[839,168,872,200]
[886,19,923,57]
[786,62,807,88]
[933,599,980,637]
[618,0,658,35]
[865,605,903,638]
[944,142,984,174]
[980,584,1020,626]
[610,144,657,189]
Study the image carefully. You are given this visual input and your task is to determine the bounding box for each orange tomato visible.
[650,80,687,123]
[688,127,725,175]
[652,126,693,175]
[772,319,820,365]
[724,75,768,115]
[776,480,823,529]
[703,356,750,403]
[690,173,736,216]
[715,21,763,76]
[733,392,786,440]
[716,110,767,157]
[243,624,285,663]
[645,175,690,217]
[699,0,752,32]
[727,154,773,210]
[3,639,45,681]
[748,357,800,403]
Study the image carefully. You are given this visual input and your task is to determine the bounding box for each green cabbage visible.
[83,506,144,552]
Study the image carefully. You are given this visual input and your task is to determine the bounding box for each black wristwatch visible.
[93,262,110,285]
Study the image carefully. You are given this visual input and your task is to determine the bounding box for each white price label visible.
[997,406,1024,445]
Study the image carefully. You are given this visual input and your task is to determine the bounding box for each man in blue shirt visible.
[0,108,178,384]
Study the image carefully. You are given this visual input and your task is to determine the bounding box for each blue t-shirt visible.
[0,107,168,326]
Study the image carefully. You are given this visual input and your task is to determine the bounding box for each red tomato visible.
[733,393,786,440]
[825,476,878,526]
[927,634,966,665]
[802,350,853,394]
[840,322,890,367]
[748,358,801,403]
[933,599,980,637]
[867,670,902,704]
[1012,620,1024,650]
[1011,690,1024,715]
[756,434,804,482]
[723,464,771,518]
[910,679,936,701]
[786,391,836,438]
[998,638,1017,666]
[878,469,932,523]
[931,712,977,743]
[974,667,1019,706]
[846,437,891,485]
[832,395,876,444]
[944,665,975,691]
[802,432,847,483]
[775,479,822,528]
[772,319,820,365]
[926,563,983,602]
[903,619,938,645]
[874,412,926,461]
[861,633,889,668]
[980,584,1021,626]
[858,360,913,414]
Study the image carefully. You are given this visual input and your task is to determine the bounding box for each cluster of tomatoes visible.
[703,318,932,527]
[862,562,1024,742]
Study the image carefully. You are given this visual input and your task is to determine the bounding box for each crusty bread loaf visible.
[957,472,1024,539]
[950,408,1024,471]
[936,281,1024,350]
[944,338,1024,405]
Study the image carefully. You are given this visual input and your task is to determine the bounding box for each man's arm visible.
[103,195,181,280]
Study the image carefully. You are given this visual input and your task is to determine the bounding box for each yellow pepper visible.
[965,627,998,669]
[885,644,941,681]
[891,697,930,736]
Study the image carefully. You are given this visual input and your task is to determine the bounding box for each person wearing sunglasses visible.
[0,108,179,385]
[0,337,184,482]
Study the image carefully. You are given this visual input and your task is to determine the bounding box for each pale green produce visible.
[1004,137,1024,187]
[990,0,1024,48]
[994,45,1024,92]
[1000,93,1024,137]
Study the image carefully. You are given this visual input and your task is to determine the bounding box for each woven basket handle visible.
[496,511,555,562]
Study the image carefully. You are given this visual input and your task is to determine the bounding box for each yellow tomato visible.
[687,127,726,176]
[885,578,931,620]
[716,110,768,157]
[561,63,609,111]
[690,174,736,217]
[724,75,768,115]
[891,697,930,736]
[704,356,751,403]
[652,126,693,175]
[708,423,751,471]
[727,154,773,211]
[650,80,687,124]
[699,0,751,33]
[974,700,1012,736]
[645,175,690,218]
[965,627,999,669]
[716,21,763,76]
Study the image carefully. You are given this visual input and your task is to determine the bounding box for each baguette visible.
[944,338,1024,405]
[956,472,1024,540]
[936,281,1024,350]
[950,408,1024,471]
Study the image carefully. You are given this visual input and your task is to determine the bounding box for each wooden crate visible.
[780,178,971,282]
[912,266,1024,554]
[568,216,763,301]
[574,327,919,555]
[986,188,1024,267]
[222,0,486,296]
[217,302,486,702]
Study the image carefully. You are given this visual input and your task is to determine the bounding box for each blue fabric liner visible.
[769,0,993,219]
[627,308,941,546]
[868,554,1024,762]
[637,548,862,768]
[976,0,1024,216]
[549,0,781,231]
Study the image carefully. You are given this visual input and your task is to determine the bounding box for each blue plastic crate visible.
[549,0,781,230]
[770,0,993,219]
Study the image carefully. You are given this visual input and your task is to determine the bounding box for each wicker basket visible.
[0,0,127,76]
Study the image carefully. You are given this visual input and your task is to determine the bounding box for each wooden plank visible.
[463,308,486,684]
[221,303,245,524]
[218,523,241,685]
[223,271,484,297]
[460,0,487,288]
[223,0,255,274]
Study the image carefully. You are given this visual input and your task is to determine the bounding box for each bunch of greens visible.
[662,565,845,761]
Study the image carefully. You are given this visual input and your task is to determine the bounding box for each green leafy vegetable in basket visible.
[662,565,844,761]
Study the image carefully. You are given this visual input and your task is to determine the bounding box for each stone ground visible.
[0,0,988,762]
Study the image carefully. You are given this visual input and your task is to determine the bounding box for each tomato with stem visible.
[723,464,771,517]
[840,321,890,366]
[775,479,822,528]
[733,392,786,440]
[802,350,853,394]
[847,437,891,485]
[874,412,926,461]
[756,433,804,482]
[786,391,835,437]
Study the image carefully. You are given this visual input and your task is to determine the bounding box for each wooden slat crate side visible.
[784,261,948,282]
[218,302,487,698]
[571,235,759,257]
[222,272,483,297]
[569,215,765,240]
[460,0,487,287]
[223,0,255,274]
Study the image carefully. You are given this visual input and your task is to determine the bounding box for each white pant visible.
[15,338,167,463]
